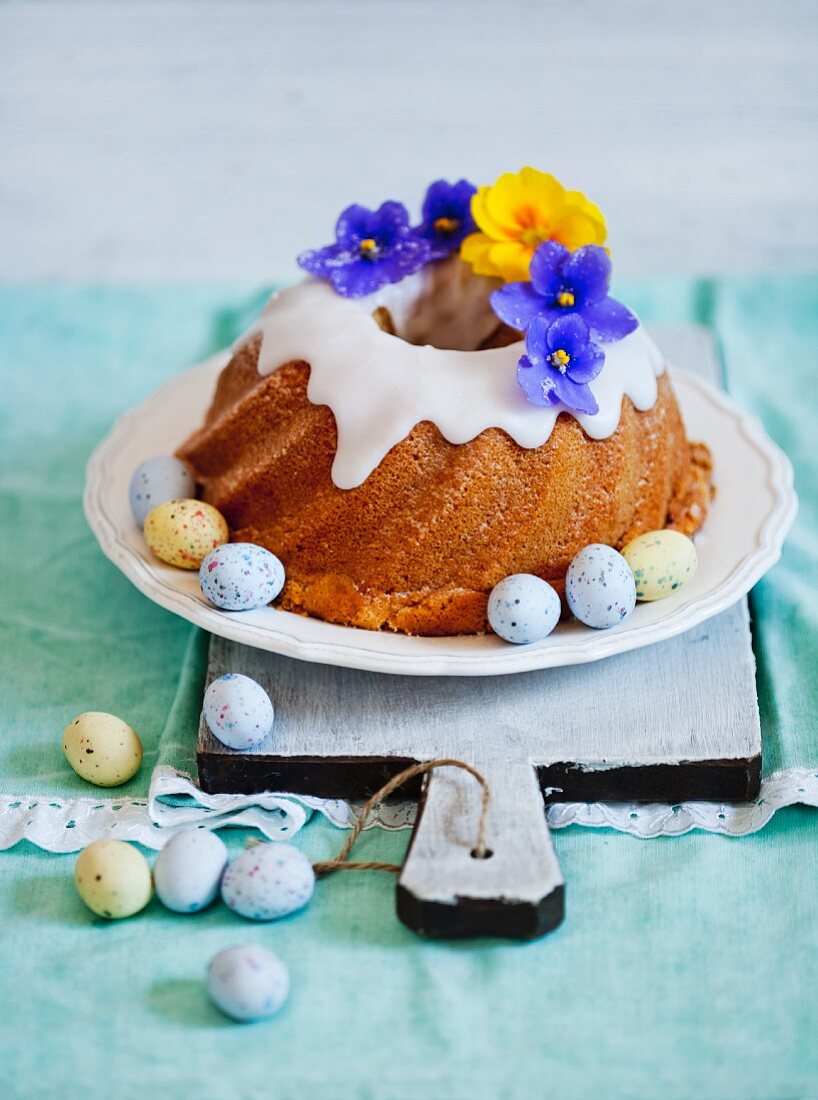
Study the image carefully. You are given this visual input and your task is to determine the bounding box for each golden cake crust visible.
[179,336,713,635]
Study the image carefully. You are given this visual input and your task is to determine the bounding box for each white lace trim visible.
[2,766,816,852]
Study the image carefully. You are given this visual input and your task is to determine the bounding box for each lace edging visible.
[1,767,816,852]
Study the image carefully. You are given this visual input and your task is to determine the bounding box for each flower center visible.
[556,290,575,308]
[520,225,551,249]
[433,215,459,235]
[549,348,571,372]
[359,238,379,259]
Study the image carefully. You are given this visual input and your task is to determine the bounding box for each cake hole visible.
[370,258,521,352]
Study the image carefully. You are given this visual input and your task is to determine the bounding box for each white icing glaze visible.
[237,261,665,490]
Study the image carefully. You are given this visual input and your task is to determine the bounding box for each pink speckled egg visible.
[144,499,228,569]
[221,843,315,921]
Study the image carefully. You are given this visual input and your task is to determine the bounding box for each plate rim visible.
[84,355,797,677]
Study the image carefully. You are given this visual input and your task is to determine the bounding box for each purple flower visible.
[517,314,604,415]
[416,179,477,260]
[491,241,637,343]
[298,201,430,298]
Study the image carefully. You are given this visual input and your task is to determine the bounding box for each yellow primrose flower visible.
[460,167,607,282]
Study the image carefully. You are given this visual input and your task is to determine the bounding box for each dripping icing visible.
[237,262,665,490]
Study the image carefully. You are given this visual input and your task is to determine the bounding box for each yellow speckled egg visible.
[62,711,143,787]
[75,839,153,919]
[622,530,698,602]
[144,498,228,569]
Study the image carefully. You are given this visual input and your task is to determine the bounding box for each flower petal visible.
[529,240,570,297]
[487,240,533,282]
[581,297,639,343]
[490,283,551,331]
[524,315,552,365]
[563,245,611,303]
[551,374,600,415]
[471,187,516,241]
[517,354,558,407]
[298,244,349,279]
[335,204,377,245]
[460,231,500,276]
[551,205,607,251]
[330,259,387,298]
[566,344,605,383]
[544,313,590,356]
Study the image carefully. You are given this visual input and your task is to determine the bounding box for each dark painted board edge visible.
[197,749,762,804]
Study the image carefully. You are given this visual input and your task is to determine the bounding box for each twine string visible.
[311,757,492,877]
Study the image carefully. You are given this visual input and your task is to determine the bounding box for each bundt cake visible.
[179,245,713,636]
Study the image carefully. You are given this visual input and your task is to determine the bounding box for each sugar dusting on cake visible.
[237,263,665,490]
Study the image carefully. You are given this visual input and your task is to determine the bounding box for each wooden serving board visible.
[195,327,762,940]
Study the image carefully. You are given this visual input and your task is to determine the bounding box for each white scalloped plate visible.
[84,353,796,676]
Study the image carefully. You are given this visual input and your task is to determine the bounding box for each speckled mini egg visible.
[221,843,315,922]
[565,543,637,629]
[75,839,152,919]
[487,574,561,644]
[129,456,196,527]
[207,944,290,1023]
[622,530,698,602]
[62,711,143,787]
[199,543,285,612]
[203,673,274,751]
[153,829,228,914]
[143,499,228,569]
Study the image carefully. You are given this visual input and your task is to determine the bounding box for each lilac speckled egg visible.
[221,843,315,921]
[153,829,228,913]
[487,574,561,644]
[203,674,274,751]
[199,543,285,611]
[207,944,290,1022]
[129,456,195,527]
[565,543,636,629]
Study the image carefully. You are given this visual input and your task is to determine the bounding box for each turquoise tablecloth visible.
[1,281,816,1099]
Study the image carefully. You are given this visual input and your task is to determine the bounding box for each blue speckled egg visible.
[153,828,228,913]
[487,574,561,644]
[129,456,195,527]
[203,674,274,751]
[221,843,315,921]
[199,543,285,611]
[207,944,289,1022]
[565,544,636,629]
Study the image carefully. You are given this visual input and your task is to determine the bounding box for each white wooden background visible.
[2,1,817,284]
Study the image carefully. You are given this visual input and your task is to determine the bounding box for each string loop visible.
[312,758,491,877]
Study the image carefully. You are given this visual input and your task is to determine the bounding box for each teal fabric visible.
[1,282,817,1098]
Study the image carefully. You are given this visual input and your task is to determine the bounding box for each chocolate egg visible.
[153,829,228,913]
[75,840,152,919]
[199,543,285,611]
[221,843,315,921]
[144,499,228,569]
[622,530,698,601]
[487,574,561,644]
[565,544,636,629]
[129,456,195,527]
[203,673,274,751]
[207,944,289,1022]
[62,711,143,787]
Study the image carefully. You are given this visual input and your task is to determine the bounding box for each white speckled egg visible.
[565,544,636,629]
[221,843,315,921]
[62,711,143,787]
[622,530,698,602]
[199,543,285,611]
[153,829,228,913]
[203,674,274,751]
[75,839,152,919]
[487,574,561,644]
[129,456,196,527]
[207,944,289,1022]
[144,499,228,569]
